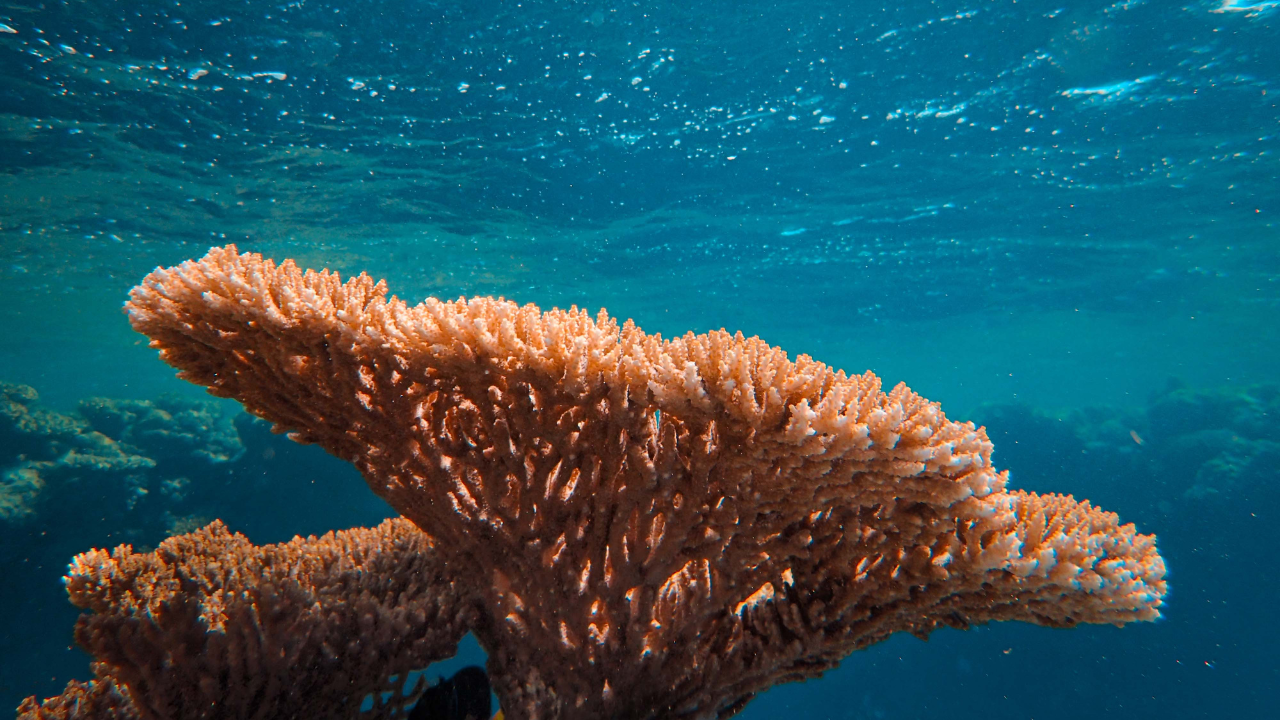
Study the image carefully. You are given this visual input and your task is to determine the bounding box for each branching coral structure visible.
[20,518,468,720]
[44,245,1165,720]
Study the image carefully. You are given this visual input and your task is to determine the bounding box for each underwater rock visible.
[1,383,246,713]
[971,378,1278,720]
[0,383,82,454]
[1186,438,1280,504]
[0,466,42,523]
[0,384,244,530]
[1142,380,1279,502]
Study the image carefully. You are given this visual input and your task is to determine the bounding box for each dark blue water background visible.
[1,0,1277,717]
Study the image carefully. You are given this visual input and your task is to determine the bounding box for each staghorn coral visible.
[22,518,469,720]
[116,245,1165,720]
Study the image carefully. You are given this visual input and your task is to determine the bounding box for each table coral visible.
[32,245,1168,720]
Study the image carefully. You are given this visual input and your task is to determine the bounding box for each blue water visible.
[1,0,1276,717]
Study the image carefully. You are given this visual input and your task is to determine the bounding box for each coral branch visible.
[24,518,469,720]
[17,672,138,720]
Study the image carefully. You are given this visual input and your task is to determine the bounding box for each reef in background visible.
[1,383,240,540]
[974,379,1280,521]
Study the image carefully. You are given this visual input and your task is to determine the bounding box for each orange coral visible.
[118,245,1165,720]
[23,518,470,720]
[17,673,138,720]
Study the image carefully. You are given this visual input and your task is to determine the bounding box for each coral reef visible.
[1,383,156,527]
[77,396,243,466]
[0,383,242,537]
[67,245,1163,720]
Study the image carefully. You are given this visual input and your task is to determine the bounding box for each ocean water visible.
[0,0,1276,718]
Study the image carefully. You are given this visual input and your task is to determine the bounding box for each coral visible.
[982,379,1280,508]
[0,383,83,452]
[1147,378,1280,445]
[16,671,138,720]
[0,465,43,522]
[0,383,156,528]
[1,382,387,714]
[77,396,243,465]
[108,245,1165,719]
[0,383,249,532]
[25,518,468,720]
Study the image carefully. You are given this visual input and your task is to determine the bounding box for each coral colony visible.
[21,247,1165,720]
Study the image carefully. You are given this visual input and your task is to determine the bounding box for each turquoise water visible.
[1,1,1276,717]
